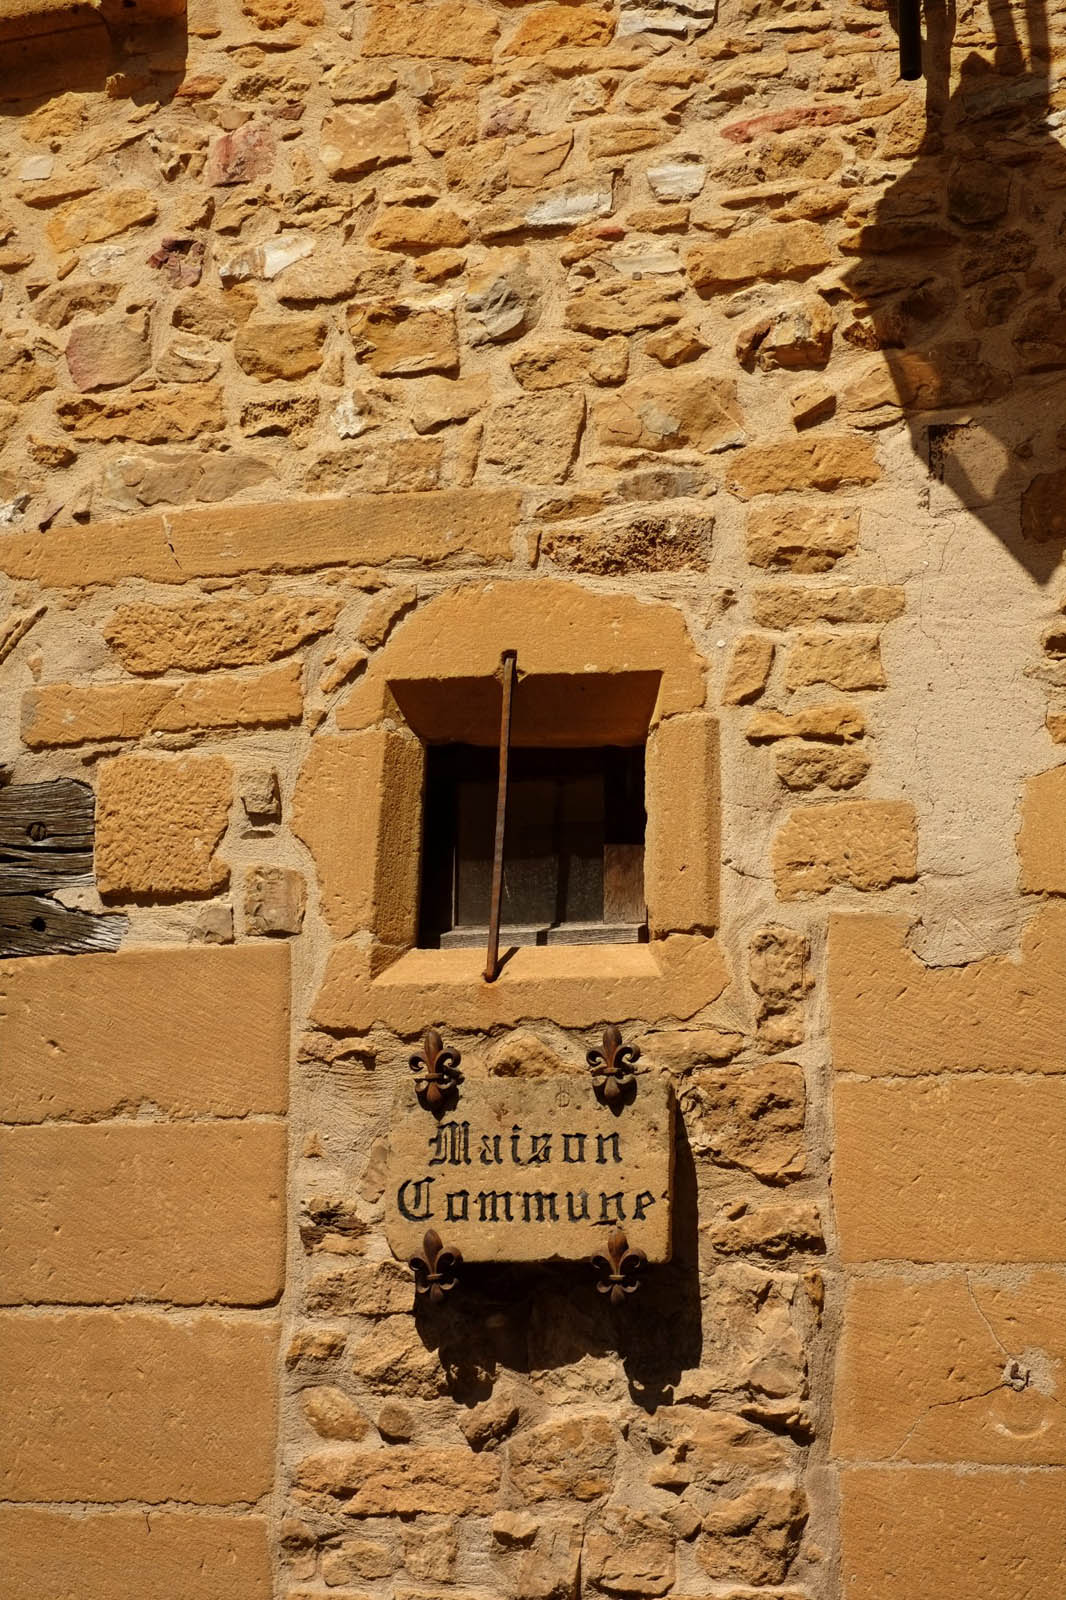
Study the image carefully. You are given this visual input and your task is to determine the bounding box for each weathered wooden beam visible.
[0,779,95,895]
[0,894,125,958]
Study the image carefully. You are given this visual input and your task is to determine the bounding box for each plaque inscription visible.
[385,1076,674,1263]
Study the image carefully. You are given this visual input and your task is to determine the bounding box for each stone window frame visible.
[294,579,726,1031]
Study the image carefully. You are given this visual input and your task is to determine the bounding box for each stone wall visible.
[2,0,1066,1597]
[0,945,289,1596]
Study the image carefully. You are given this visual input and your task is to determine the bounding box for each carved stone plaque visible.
[385,1076,674,1263]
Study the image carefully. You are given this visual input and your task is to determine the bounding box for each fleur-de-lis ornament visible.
[591,1228,647,1306]
[587,1025,640,1107]
[409,1028,462,1113]
[410,1228,462,1305]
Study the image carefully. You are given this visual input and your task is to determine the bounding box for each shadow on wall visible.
[0,0,187,108]
[841,0,1066,582]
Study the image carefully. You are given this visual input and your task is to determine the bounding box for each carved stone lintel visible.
[587,1025,640,1108]
[409,1028,463,1114]
[410,1227,462,1305]
[591,1227,647,1306]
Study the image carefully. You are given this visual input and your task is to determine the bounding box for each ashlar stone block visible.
[292,729,423,944]
[841,1467,1066,1600]
[834,1273,1066,1464]
[829,904,1066,1075]
[0,1123,286,1306]
[0,1311,278,1503]
[0,492,520,587]
[834,1076,1066,1262]
[0,944,289,1122]
[0,1509,272,1600]
[1017,763,1066,893]
[95,753,233,899]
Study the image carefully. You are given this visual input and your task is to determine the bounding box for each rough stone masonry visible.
[1,0,1066,1598]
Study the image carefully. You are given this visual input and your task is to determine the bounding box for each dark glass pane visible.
[419,744,646,946]
[456,773,605,927]
[454,775,495,927]
[549,774,603,923]
[499,777,563,928]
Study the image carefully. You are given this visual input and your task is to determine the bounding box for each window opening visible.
[419,743,647,953]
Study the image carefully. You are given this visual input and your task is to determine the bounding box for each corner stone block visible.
[0,944,289,1122]
[0,1311,278,1503]
[834,1076,1066,1262]
[293,730,424,943]
[95,753,233,900]
[833,1273,1066,1464]
[0,1508,272,1600]
[841,1467,1066,1600]
[828,904,1066,1074]
[0,1123,287,1306]
[646,714,720,935]
[1017,763,1066,893]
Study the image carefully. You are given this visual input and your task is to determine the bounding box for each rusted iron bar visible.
[483,649,517,983]
[898,0,922,80]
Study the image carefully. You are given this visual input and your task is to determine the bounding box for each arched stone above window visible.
[334,578,707,733]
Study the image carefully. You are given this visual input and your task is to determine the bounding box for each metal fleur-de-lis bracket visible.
[591,1228,647,1306]
[410,1228,462,1305]
[410,1028,462,1114]
[587,1025,639,1108]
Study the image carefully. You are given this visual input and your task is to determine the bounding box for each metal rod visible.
[484,649,517,983]
[898,0,922,80]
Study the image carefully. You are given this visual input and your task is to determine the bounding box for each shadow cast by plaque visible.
[413,1113,703,1415]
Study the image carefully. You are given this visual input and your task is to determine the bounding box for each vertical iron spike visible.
[484,649,517,984]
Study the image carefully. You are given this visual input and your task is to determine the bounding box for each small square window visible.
[418,744,647,949]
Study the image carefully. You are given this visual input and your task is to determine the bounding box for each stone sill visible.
[312,934,729,1033]
[438,922,647,949]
